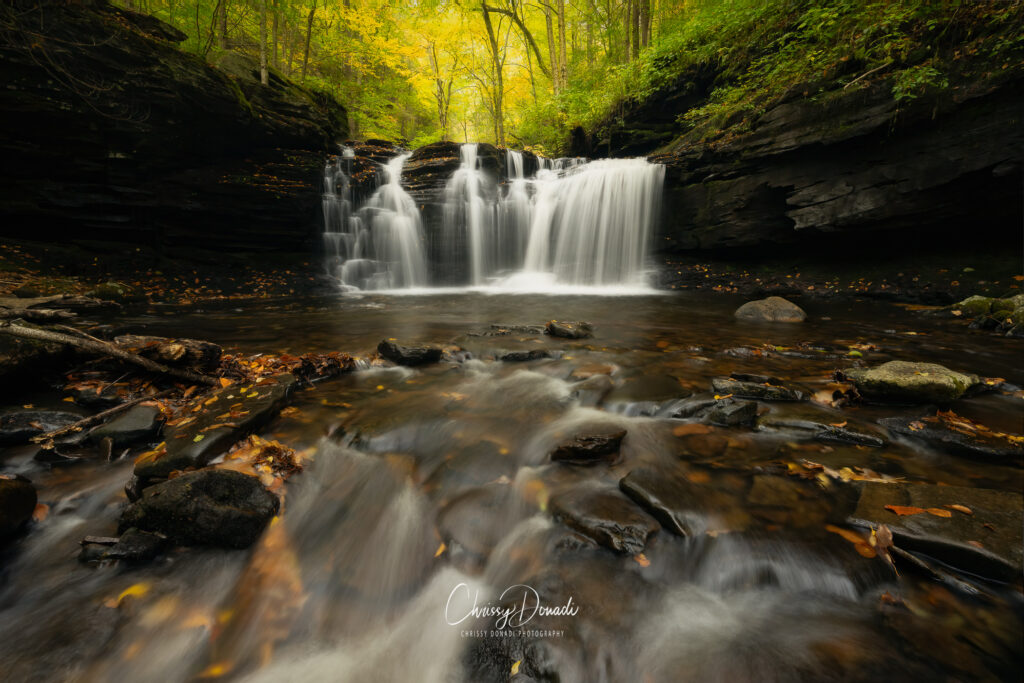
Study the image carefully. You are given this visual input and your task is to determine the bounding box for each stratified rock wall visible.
[0,0,347,254]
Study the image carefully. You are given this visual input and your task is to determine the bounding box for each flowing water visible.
[326,144,664,291]
[1,293,1022,682]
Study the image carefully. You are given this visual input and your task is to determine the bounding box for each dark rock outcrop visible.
[89,404,163,449]
[550,430,627,465]
[549,483,660,554]
[377,340,443,366]
[119,469,279,548]
[545,321,594,339]
[0,0,347,255]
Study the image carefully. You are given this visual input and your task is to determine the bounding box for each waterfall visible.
[322,151,428,290]
[324,143,663,292]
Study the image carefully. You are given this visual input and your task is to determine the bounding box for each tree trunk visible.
[557,0,567,89]
[217,0,228,49]
[259,0,268,85]
[480,3,504,146]
[640,0,650,49]
[272,0,278,68]
[544,4,558,92]
[631,0,640,60]
[302,1,316,79]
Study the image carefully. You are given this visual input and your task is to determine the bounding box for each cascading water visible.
[324,142,663,291]
[323,151,427,291]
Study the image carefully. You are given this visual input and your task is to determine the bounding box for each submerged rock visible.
[880,415,1022,465]
[842,360,980,403]
[619,467,705,536]
[763,419,885,448]
[545,320,594,339]
[550,430,627,465]
[549,483,660,554]
[377,340,443,366]
[89,404,163,448]
[711,376,807,401]
[0,410,80,445]
[849,482,1023,581]
[133,374,295,484]
[0,475,37,540]
[571,374,615,408]
[498,349,553,362]
[437,483,519,563]
[734,296,806,323]
[119,469,279,548]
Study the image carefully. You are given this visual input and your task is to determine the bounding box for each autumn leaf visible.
[825,524,876,558]
[510,660,521,675]
[218,377,233,388]
[947,504,972,515]
[925,507,952,518]
[884,505,926,516]
[434,542,446,558]
[634,553,651,567]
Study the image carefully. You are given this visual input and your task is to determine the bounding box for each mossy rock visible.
[952,295,994,316]
[843,360,980,404]
[87,281,144,303]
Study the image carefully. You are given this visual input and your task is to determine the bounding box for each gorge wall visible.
[0,0,347,256]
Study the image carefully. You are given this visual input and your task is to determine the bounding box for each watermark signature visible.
[445,582,579,636]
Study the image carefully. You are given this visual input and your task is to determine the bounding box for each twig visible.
[0,321,219,386]
[844,61,894,90]
[32,388,175,445]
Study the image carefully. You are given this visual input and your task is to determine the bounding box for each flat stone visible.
[711,376,807,401]
[80,528,166,564]
[545,320,593,339]
[549,483,660,554]
[619,467,704,536]
[377,340,443,366]
[848,482,1023,581]
[0,410,81,445]
[706,398,758,426]
[0,475,37,540]
[89,404,163,448]
[498,349,553,362]
[734,296,806,323]
[880,415,1022,466]
[133,374,295,483]
[550,430,626,465]
[119,469,279,548]
[843,361,980,403]
[763,418,886,447]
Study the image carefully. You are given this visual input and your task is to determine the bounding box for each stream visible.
[1,291,1021,681]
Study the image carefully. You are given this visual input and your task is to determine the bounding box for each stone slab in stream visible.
[550,430,627,465]
[879,415,1023,466]
[619,467,707,536]
[376,340,443,366]
[119,469,279,548]
[549,482,660,554]
[761,418,886,447]
[498,349,554,362]
[0,410,81,445]
[711,376,808,401]
[89,404,164,449]
[133,373,295,483]
[79,528,166,564]
[437,482,521,563]
[545,320,594,339]
[849,482,1023,581]
[842,361,980,403]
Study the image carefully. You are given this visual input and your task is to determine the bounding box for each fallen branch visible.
[844,61,894,90]
[0,321,219,386]
[31,388,175,444]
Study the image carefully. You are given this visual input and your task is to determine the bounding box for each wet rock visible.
[849,482,1023,581]
[498,349,553,362]
[119,469,279,548]
[619,467,704,536]
[88,404,163,448]
[423,441,515,501]
[842,361,980,403]
[437,483,519,562]
[734,296,806,323]
[550,430,627,465]
[711,376,807,401]
[79,528,166,564]
[571,374,614,407]
[549,483,660,554]
[568,363,617,380]
[377,340,443,366]
[0,474,37,540]
[705,398,758,426]
[879,415,1022,465]
[133,374,295,484]
[747,475,805,507]
[661,396,717,418]
[763,419,885,447]
[545,320,593,339]
[114,334,222,371]
[0,410,81,445]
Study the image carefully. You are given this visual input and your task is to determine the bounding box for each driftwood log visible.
[31,388,174,445]
[0,321,219,386]
[114,335,222,371]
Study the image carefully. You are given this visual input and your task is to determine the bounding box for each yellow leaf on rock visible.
[634,553,651,567]
[948,504,973,515]
[434,542,446,558]
[511,660,521,675]
[926,507,952,518]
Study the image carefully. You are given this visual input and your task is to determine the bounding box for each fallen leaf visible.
[947,504,972,515]
[32,503,49,522]
[885,505,926,516]
[634,553,651,567]
[193,434,206,443]
[968,540,985,549]
[218,378,233,388]
[434,542,446,558]
[925,507,952,518]
[829,421,848,428]
[510,660,521,675]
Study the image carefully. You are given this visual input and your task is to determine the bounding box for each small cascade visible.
[495,149,531,273]
[322,151,428,290]
[441,144,497,286]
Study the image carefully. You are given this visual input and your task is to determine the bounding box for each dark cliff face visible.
[581,71,1023,255]
[0,0,347,255]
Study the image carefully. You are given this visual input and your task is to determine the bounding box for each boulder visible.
[545,321,594,339]
[377,340,443,366]
[133,374,295,484]
[711,376,807,401]
[118,469,279,548]
[849,482,1023,581]
[549,483,660,554]
[733,296,806,323]
[0,410,81,445]
[0,475,37,540]
[550,430,627,465]
[705,398,758,426]
[880,415,1022,466]
[89,404,163,448]
[842,360,980,403]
